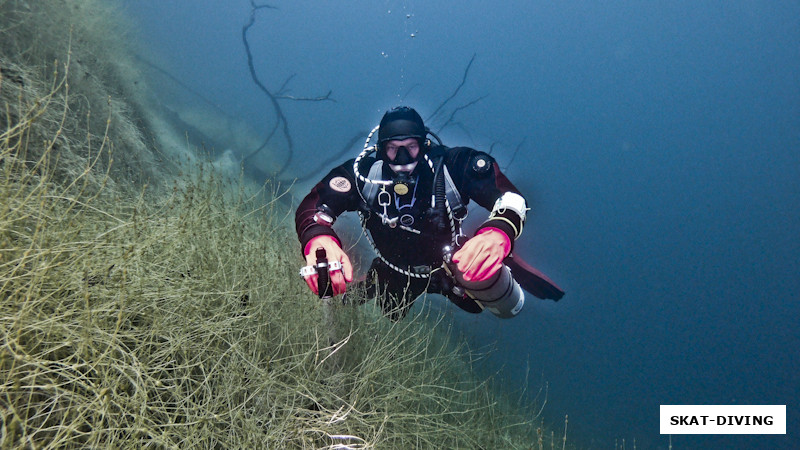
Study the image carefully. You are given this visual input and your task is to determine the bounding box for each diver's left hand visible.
[452,228,511,282]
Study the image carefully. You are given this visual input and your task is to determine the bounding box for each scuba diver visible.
[295,106,563,321]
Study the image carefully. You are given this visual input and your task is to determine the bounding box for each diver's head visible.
[383,138,420,173]
[378,106,428,172]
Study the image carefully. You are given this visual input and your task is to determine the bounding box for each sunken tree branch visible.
[241,1,334,174]
[421,53,488,135]
[425,53,527,172]
[426,53,476,125]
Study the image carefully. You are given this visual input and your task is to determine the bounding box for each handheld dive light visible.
[441,246,525,319]
[315,248,333,299]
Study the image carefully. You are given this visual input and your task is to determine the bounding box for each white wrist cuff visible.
[491,192,527,222]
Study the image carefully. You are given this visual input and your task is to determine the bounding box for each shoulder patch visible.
[470,153,493,175]
[329,176,352,192]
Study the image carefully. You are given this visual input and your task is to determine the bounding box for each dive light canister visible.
[443,250,525,319]
[316,248,333,299]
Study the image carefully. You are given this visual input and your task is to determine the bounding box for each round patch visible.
[329,176,352,192]
[393,183,409,196]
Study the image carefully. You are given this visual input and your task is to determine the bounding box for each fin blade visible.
[506,255,565,301]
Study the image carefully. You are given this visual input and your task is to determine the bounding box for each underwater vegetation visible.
[0,1,560,448]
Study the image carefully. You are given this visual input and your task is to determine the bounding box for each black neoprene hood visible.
[378,106,426,144]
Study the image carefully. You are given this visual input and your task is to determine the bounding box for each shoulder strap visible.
[441,164,467,220]
[360,160,384,208]
[431,148,467,220]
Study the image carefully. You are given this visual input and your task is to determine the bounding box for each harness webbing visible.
[358,157,465,278]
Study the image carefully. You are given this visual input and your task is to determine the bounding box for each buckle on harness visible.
[377,188,398,227]
[451,204,468,221]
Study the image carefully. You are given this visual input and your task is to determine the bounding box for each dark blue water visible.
[124,1,799,447]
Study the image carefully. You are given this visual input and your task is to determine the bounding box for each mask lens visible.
[386,140,419,163]
[391,146,413,164]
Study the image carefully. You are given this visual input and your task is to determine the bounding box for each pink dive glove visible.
[452,228,511,282]
[302,235,353,296]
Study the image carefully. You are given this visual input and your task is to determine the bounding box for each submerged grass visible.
[0,1,555,448]
[0,79,546,448]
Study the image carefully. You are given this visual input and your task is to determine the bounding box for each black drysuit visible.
[295,145,525,320]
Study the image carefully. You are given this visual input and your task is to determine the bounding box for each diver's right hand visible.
[303,235,353,296]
